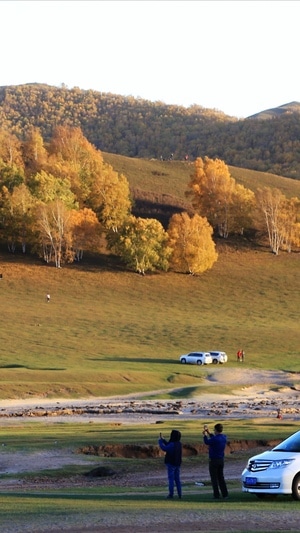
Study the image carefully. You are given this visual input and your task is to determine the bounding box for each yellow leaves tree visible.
[280,197,300,252]
[28,170,76,208]
[70,208,102,261]
[22,127,48,175]
[90,165,132,232]
[47,126,132,230]
[186,156,254,237]
[0,129,24,168]
[108,215,171,274]
[230,183,255,235]
[167,212,218,275]
[256,187,300,254]
[47,125,105,204]
[0,183,35,253]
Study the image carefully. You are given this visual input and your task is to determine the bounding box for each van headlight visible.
[269,459,294,469]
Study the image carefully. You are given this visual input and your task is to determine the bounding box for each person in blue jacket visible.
[203,423,228,499]
[158,429,182,499]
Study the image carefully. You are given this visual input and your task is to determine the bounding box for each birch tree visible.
[108,215,171,274]
[280,197,300,252]
[70,207,102,261]
[0,183,35,253]
[22,127,48,175]
[256,187,300,254]
[256,187,286,254]
[0,129,24,168]
[90,166,131,232]
[48,126,132,229]
[167,212,218,275]
[36,199,74,267]
[186,157,254,237]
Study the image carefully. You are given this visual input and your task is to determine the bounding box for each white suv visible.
[180,352,212,365]
[209,351,228,364]
[241,430,300,500]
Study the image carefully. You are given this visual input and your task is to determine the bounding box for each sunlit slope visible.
[0,246,299,400]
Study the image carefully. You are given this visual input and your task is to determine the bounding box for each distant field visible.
[0,239,299,400]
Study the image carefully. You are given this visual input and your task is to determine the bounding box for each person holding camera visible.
[158,429,182,499]
[203,423,228,500]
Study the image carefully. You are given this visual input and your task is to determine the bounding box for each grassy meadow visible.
[1,482,298,533]
[0,155,299,400]
[0,239,299,400]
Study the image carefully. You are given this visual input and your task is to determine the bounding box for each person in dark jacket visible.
[203,423,228,499]
[158,429,182,499]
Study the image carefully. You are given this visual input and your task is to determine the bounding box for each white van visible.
[242,430,300,500]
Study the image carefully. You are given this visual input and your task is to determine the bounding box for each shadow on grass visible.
[0,364,66,371]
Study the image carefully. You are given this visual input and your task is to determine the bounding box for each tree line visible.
[0,126,299,276]
[1,84,300,180]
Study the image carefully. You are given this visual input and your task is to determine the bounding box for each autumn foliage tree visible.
[256,187,300,254]
[0,130,24,168]
[22,127,48,176]
[47,126,132,230]
[0,183,35,253]
[89,165,131,232]
[186,156,255,237]
[70,208,102,261]
[167,212,218,275]
[108,215,171,274]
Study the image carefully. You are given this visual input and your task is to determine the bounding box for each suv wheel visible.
[197,360,203,365]
[181,358,186,364]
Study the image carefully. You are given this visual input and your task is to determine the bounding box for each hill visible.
[102,152,300,225]
[248,101,300,120]
[1,83,300,179]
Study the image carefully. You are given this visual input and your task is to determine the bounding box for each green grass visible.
[0,242,299,400]
[0,419,298,451]
[1,421,300,532]
[0,465,299,533]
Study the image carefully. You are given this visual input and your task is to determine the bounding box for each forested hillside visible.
[1,84,300,180]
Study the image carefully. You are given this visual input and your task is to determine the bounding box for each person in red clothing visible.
[203,423,228,500]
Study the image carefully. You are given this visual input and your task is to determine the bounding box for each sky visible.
[1,0,299,118]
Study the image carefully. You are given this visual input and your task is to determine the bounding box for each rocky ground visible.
[0,368,299,424]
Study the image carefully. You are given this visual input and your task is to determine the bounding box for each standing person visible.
[241,349,245,362]
[46,293,50,303]
[158,429,182,499]
[203,423,228,500]
[236,349,241,362]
